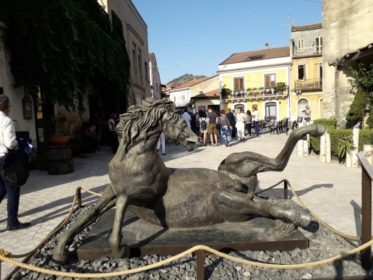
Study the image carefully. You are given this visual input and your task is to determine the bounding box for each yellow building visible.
[218,47,291,121]
[290,23,323,120]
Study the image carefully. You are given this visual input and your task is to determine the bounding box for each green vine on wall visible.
[2,0,130,113]
[346,63,373,128]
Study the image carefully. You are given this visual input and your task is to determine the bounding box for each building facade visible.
[99,0,150,106]
[322,0,373,123]
[290,23,324,121]
[168,77,208,108]
[189,75,220,112]
[148,53,161,100]
[0,22,37,144]
[218,47,291,121]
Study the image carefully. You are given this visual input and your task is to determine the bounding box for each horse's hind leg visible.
[52,184,116,264]
[213,191,311,227]
[108,194,130,258]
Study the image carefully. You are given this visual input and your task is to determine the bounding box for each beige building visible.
[322,0,373,123]
[99,0,150,105]
[189,75,220,112]
[290,23,324,121]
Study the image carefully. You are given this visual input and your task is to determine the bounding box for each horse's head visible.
[161,109,199,152]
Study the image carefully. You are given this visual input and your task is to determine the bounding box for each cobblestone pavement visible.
[0,133,364,279]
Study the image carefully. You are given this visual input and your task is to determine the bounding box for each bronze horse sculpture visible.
[52,98,326,263]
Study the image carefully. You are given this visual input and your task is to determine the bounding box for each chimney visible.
[265,43,269,50]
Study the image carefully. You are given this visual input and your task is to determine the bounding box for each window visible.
[265,102,277,121]
[297,39,305,52]
[233,77,244,93]
[144,62,149,82]
[319,64,323,80]
[132,43,138,81]
[298,65,305,80]
[137,48,143,85]
[264,73,276,88]
[315,37,323,54]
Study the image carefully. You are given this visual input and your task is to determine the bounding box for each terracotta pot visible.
[49,135,71,145]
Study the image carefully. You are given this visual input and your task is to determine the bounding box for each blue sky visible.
[132,0,322,84]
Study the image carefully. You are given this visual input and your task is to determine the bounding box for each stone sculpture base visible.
[77,209,309,260]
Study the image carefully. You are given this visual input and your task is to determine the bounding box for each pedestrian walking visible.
[196,110,208,146]
[108,113,118,153]
[207,108,219,146]
[182,109,191,128]
[252,106,260,136]
[157,132,166,155]
[226,108,236,138]
[245,110,252,137]
[236,108,247,141]
[218,109,232,147]
[0,94,31,231]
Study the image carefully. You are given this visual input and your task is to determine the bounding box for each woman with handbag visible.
[0,94,31,231]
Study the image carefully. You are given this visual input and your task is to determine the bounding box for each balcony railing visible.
[294,79,322,91]
[223,89,288,102]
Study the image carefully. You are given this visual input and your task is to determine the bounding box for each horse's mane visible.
[116,98,177,151]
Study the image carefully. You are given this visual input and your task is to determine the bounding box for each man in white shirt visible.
[182,109,191,128]
[0,94,31,230]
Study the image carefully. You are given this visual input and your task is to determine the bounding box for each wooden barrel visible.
[47,145,74,175]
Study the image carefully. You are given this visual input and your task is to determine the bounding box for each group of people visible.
[192,106,260,147]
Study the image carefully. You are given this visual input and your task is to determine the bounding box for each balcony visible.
[223,89,288,103]
[294,79,322,92]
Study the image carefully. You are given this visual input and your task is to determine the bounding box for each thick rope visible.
[287,183,360,241]
[5,189,81,259]
[1,240,373,278]
[1,184,370,278]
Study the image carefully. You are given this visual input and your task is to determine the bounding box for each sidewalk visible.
[0,134,364,279]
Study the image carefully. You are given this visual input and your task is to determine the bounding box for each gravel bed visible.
[9,201,373,279]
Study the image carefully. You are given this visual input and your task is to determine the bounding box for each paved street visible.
[0,132,364,279]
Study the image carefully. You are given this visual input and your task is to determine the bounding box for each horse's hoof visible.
[112,244,130,258]
[296,210,312,228]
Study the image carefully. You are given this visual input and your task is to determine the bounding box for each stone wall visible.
[322,0,373,123]
[0,22,37,145]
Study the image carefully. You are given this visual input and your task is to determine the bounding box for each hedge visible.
[309,127,373,160]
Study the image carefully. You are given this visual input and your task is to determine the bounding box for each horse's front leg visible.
[108,194,130,258]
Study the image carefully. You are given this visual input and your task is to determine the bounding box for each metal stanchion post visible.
[196,250,205,280]
[76,187,82,208]
[284,180,288,199]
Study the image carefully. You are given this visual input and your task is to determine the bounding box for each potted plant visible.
[49,108,81,145]
[221,87,232,99]
[274,82,287,94]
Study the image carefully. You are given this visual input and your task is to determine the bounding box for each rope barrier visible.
[287,183,361,241]
[0,184,370,278]
[1,240,373,278]
[79,187,102,197]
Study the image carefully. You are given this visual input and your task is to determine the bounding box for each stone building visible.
[148,53,162,100]
[99,0,150,105]
[290,23,324,121]
[0,22,37,144]
[322,0,373,124]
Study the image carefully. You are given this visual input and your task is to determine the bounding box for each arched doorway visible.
[298,98,309,117]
